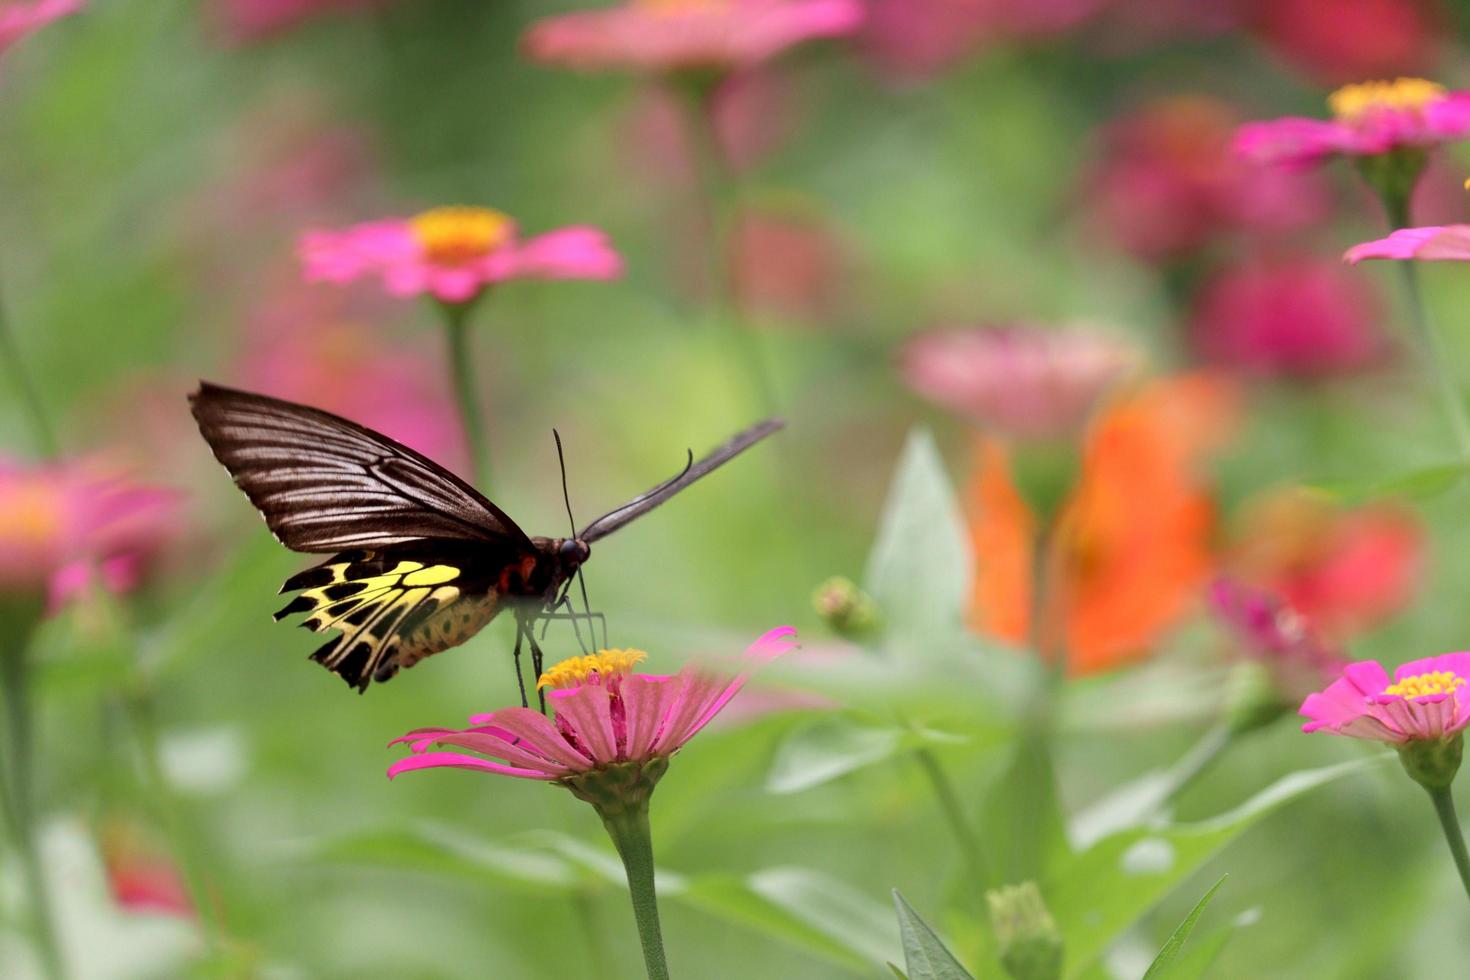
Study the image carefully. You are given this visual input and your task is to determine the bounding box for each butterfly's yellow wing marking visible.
[275,553,469,692]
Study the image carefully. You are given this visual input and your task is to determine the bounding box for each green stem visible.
[0,274,58,457]
[1380,190,1470,465]
[598,800,671,980]
[123,687,223,951]
[675,79,779,416]
[0,637,65,980]
[440,302,492,488]
[1158,723,1233,806]
[912,745,991,896]
[1425,785,1470,906]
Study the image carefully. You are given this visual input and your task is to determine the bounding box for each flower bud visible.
[811,576,880,640]
[987,882,1063,980]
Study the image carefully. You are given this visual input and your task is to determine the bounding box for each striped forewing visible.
[190,382,533,553]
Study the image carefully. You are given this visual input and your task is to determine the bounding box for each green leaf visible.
[863,428,972,645]
[766,715,907,794]
[681,867,900,971]
[1312,462,1467,504]
[1049,756,1385,978]
[893,890,975,980]
[1143,875,1226,979]
[309,822,588,892]
[981,726,1070,888]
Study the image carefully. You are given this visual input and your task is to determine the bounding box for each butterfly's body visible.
[190,382,776,693]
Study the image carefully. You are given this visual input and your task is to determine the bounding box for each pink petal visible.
[1346,226,1470,264]
[548,684,620,765]
[472,707,594,770]
[387,751,557,781]
[505,227,625,281]
[620,674,680,760]
[1232,118,1351,170]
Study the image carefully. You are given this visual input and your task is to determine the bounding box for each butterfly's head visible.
[557,537,591,568]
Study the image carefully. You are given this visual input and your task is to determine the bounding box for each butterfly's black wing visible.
[578,419,783,543]
[189,381,533,552]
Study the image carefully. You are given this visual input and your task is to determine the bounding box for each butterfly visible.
[189,382,782,695]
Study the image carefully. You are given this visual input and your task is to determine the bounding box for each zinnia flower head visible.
[0,0,80,55]
[522,0,864,75]
[1234,77,1470,171]
[901,323,1140,443]
[1208,577,1342,700]
[1301,654,1470,745]
[0,456,179,610]
[299,206,623,305]
[388,628,798,799]
[1084,96,1328,261]
[1242,0,1437,87]
[1228,486,1422,640]
[1190,256,1386,378]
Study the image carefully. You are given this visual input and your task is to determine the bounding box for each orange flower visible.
[967,374,1236,674]
[1227,486,1423,639]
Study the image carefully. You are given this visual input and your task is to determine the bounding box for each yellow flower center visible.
[1384,670,1466,699]
[537,648,648,690]
[409,207,513,265]
[0,483,63,550]
[1328,78,1445,122]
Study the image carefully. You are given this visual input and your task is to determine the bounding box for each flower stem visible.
[1379,190,1470,464]
[0,273,58,457]
[0,625,65,980]
[675,79,779,416]
[597,799,671,980]
[1425,784,1470,906]
[912,745,991,896]
[440,301,492,488]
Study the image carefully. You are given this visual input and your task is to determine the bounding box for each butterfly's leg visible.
[526,628,547,714]
[511,621,529,710]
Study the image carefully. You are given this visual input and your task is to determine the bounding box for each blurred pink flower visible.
[858,0,1102,81]
[1240,0,1440,87]
[901,323,1139,441]
[300,206,623,305]
[0,0,79,54]
[1346,224,1470,263]
[1208,577,1342,699]
[1301,653,1470,743]
[1230,487,1423,641]
[1085,96,1329,261]
[1234,78,1470,171]
[522,0,863,74]
[730,201,848,324]
[101,825,193,918]
[0,456,179,610]
[239,290,467,471]
[214,0,386,42]
[1190,257,1386,377]
[388,628,798,781]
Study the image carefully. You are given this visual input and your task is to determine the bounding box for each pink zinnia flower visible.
[1190,257,1387,378]
[1345,224,1470,263]
[1301,654,1470,744]
[522,0,864,75]
[299,206,623,305]
[1208,577,1342,701]
[1084,96,1329,261]
[901,323,1140,442]
[1234,77,1470,171]
[0,0,80,55]
[388,627,798,783]
[0,456,179,610]
[1240,0,1437,87]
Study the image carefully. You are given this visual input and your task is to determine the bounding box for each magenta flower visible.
[1345,225,1470,264]
[1209,577,1342,701]
[1234,78,1470,171]
[1190,257,1386,378]
[0,456,179,610]
[299,206,623,305]
[1301,654,1470,744]
[900,323,1139,441]
[389,627,798,783]
[0,0,80,55]
[522,0,864,75]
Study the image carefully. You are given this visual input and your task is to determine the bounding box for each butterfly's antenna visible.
[554,430,605,650]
